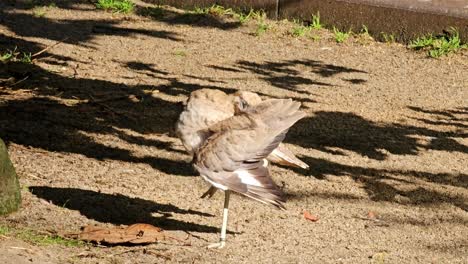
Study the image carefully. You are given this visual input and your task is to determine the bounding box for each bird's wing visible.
[194,99,306,208]
[175,89,234,153]
[267,143,309,169]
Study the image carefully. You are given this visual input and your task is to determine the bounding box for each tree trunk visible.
[0,138,21,215]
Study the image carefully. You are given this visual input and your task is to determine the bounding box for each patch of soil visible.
[1,1,467,263]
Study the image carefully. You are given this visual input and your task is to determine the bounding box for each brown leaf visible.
[73,223,165,245]
[367,211,377,219]
[303,210,319,222]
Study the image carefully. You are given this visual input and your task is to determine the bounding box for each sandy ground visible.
[0,1,467,263]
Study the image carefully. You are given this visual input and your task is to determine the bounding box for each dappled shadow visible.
[0,56,204,175]
[136,3,243,30]
[286,156,467,211]
[211,59,367,93]
[0,5,182,46]
[287,111,467,160]
[408,106,468,129]
[30,186,219,233]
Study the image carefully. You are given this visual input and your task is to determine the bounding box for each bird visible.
[187,95,306,248]
[176,89,309,170]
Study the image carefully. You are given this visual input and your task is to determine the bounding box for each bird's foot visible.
[200,186,217,199]
[207,240,225,249]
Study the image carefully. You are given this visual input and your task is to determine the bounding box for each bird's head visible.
[232,91,262,114]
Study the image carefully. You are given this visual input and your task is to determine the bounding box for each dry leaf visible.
[70,223,166,245]
[367,211,377,219]
[303,210,319,222]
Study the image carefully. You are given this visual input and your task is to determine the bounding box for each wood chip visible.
[303,210,319,222]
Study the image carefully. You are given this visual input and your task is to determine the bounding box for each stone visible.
[0,138,21,215]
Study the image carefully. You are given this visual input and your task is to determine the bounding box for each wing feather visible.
[194,98,305,208]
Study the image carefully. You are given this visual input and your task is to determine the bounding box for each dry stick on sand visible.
[31,37,69,60]
[87,94,138,122]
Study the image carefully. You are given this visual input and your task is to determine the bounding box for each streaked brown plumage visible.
[193,98,306,208]
[175,89,309,169]
[175,88,308,248]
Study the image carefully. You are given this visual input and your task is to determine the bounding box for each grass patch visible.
[409,29,467,58]
[290,14,324,38]
[357,25,374,44]
[173,50,187,57]
[96,0,134,14]
[192,4,233,16]
[308,34,321,41]
[0,47,33,64]
[255,20,270,36]
[16,230,83,247]
[310,12,322,30]
[333,27,351,43]
[190,4,266,25]
[139,5,165,19]
[236,9,265,24]
[360,25,370,38]
[0,225,10,236]
[381,32,395,43]
[0,225,83,247]
[32,6,47,17]
[291,19,311,37]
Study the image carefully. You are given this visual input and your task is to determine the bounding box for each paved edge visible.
[150,0,468,42]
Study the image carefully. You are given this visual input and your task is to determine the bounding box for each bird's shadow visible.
[29,186,225,234]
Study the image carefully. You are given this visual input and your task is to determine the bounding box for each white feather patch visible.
[236,170,263,187]
[200,174,228,190]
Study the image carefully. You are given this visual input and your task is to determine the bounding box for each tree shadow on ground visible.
[29,186,220,233]
[285,157,467,211]
[0,56,207,175]
[136,4,242,30]
[287,111,467,160]
[206,59,368,95]
[0,3,182,47]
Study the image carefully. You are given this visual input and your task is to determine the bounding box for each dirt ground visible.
[0,1,467,263]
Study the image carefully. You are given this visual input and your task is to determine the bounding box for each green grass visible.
[290,14,324,38]
[409,29,466,58]
[291,20,311,37]
[333,27,350,43]
[21,52,32,63]
[0,225,83,247]
[236,9,255,24]
[96,0,134,14]
[236,9,265,24]
[381,32,395,43]
[357,25,374,43]
[0,47,33,64]
[17,230,83,247]
[0,225,10,236]
[360,25,370,37]
[308,34,321,41]
[192,4,233,16]
[0,49,14,62]
[255,21,269,36]
[310,12,322,30]
[190,5,266,25]
[139,6,165,19]
[173,50,187,57]
[32,6,47,17]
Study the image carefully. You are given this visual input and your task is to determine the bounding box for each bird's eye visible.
[239,97,248,110]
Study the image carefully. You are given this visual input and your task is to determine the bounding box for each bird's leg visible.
[200,186,218,199]
[208,190,230,249]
